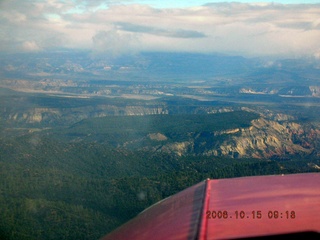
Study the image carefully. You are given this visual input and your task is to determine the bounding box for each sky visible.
[1,0,320,58]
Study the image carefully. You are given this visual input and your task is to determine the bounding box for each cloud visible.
[0,1,320,58]
[116,22,206,38]
[92,29,139,57]
[21,41,42,52]
[314,50,320,60]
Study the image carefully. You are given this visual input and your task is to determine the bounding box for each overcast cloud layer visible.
[1,0,320,58]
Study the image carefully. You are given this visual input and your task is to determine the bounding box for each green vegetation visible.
[61,111,258,147]
[70,111,257,134]
[0,111,319,240]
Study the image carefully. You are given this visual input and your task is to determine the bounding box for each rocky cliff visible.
[147,118,318,159]
[2,92,319,159]
[3,105,168,125]
[212,118,312,158]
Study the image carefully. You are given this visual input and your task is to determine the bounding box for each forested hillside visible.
[1,111,319,239]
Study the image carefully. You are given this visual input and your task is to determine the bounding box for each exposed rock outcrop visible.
[147,118,316,158]
[207,118,313,158]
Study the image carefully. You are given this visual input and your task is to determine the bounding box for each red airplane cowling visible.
[101,173,320,240]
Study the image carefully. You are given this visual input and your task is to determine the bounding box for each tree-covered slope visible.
[1,111,319,239]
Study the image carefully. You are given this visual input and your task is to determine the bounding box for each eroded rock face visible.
[3,100,319,159]
[147,118,317,158]
[207,118,313,158]
[310,86,320,97]
[3,105,168,126]
[8,108,61,124]
[148,133,168,141]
